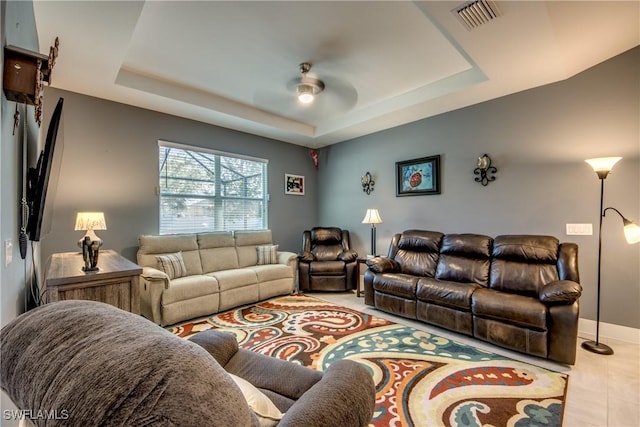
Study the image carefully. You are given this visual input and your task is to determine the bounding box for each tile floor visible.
[309,291,640,427]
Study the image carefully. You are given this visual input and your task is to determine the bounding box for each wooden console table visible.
[45,250,142,314]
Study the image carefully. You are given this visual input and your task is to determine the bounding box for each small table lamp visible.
[75,212,107,272]
[362,208,383,256]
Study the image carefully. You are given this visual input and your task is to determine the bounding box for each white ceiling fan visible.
[290,62,325,104]
[253,61,358,122]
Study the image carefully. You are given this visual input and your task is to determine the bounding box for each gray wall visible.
[317,47,640,329]
[39,88,319,262]
[1,0,41,326]
[1,0,40,420]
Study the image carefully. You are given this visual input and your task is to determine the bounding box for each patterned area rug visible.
[170,294,568,427]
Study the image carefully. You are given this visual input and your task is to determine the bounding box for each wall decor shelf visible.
[3,37,59,126]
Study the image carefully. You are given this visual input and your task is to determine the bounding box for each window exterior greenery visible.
[158,142,267,234]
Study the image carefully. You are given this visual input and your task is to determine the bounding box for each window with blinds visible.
[158,142,268,235]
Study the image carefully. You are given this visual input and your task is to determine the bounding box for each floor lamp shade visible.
[362,209,383,256]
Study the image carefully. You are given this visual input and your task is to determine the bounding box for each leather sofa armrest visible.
[298,251,314,262]
[539,280,582,305]
[338,249,358,262]
[278,360,375,427]
[141,266,170,289]
[366,256,399,273]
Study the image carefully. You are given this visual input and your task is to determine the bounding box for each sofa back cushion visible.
[489,235,560,297]
[393,230,443,277]
[435,234,492,285]
[198,232,239,272]
[138,234,203,275]
[309,227,344,262]
[235,230,274,267]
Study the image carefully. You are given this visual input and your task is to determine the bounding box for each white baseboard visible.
[578,318,640,345]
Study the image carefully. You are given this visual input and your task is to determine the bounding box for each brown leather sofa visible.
[298,227,358,291]
[364,230,582,365]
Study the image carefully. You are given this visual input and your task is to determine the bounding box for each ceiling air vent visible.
[454,0,502,30]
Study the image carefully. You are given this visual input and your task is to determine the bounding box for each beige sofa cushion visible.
[138,234,203,275]
[235,230,273,267]
[249,264,293,283]
[198,232,240,272]
[208,269,258,291]
[162,275,220,305]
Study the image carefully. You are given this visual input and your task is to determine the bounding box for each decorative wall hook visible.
[474,154,497,186]
[310,149,318,168]
[361,171,375,195]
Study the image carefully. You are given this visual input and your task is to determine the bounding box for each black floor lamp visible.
[362,208,383,257]
[583,157,640,355]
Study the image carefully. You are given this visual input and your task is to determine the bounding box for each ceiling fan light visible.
[297,85,315,103]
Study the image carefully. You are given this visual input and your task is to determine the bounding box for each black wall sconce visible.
[474,154,497,186]
[361,171,375,195]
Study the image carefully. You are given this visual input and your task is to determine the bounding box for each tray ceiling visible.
[33,1,639,148]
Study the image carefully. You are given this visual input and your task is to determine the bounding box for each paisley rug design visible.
[170,294,568,427]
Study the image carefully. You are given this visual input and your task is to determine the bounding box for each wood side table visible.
[45,250,142,314]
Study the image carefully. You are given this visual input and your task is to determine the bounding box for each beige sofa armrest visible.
[141,266,170,290]
[277,251,297,266]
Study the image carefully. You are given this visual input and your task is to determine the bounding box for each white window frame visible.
[158,140,268,234]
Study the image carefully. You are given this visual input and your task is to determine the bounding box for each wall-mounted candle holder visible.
[361,171,375,195]
[474,154,497,186]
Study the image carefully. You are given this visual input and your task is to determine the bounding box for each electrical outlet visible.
[5,240,13,267]
[566,223,593,236]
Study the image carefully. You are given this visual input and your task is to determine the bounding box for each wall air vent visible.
[454,0,502,30]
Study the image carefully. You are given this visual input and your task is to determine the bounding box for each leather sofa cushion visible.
[310,227,342,243]
[366,257,399,273]
[539,280,582,304]
[435,255,490,285]
[312,244,343,261]
[396,250,439,277]
[338,249,358,262]
[492,235,558,263]
[472,288,547,331]
[310,260,345,275]
[372,273,419,299]
[416,277,480,310]
[397,230,443,252]
[490,260,559,297]
[435,234,492,285]
[394,230,443,277]
[440,234,492,257]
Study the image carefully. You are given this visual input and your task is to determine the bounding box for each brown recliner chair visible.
[298,227,358,291]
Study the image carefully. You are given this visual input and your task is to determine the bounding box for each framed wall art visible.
[396,155,441,196]
[285,174,305,195]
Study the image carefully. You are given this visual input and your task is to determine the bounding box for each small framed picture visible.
[285,174,305,195]
[396,155,441,196]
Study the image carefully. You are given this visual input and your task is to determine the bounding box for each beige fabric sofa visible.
[137,230,297,326]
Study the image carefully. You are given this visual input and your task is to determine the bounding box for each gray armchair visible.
[1,300,375,426]
[298,227,359,291]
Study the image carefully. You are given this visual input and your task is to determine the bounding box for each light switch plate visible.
[566,223,593,235]
[5,240,13,267]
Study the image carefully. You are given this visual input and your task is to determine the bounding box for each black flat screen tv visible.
[26,97,64,241]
